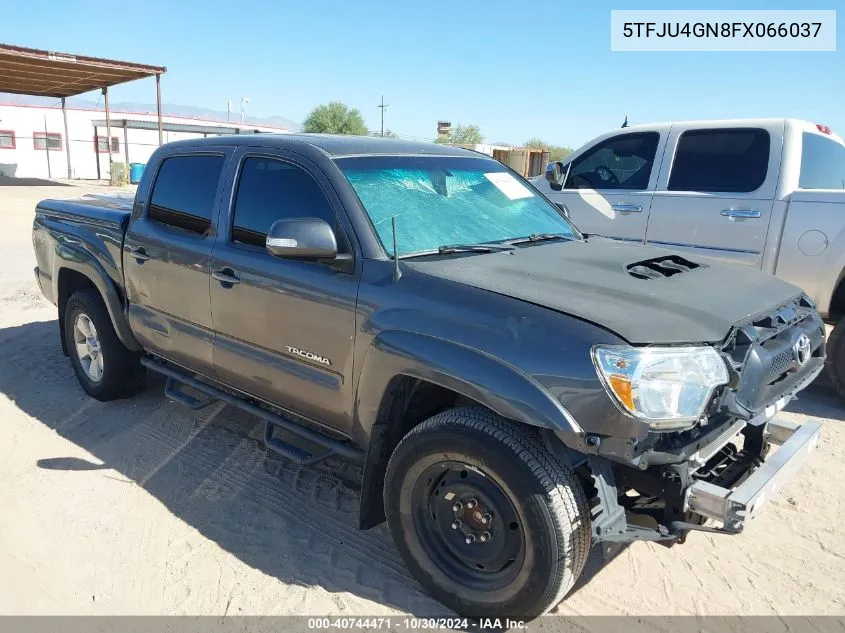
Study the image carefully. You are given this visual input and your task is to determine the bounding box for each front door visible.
[534,131,664,243]
[646,123,783,268]
[123,150,229,377]
[209,151,359,434]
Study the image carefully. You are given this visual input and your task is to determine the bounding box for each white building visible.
[0,102,289,180]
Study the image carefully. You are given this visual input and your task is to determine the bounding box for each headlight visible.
[592,345,729,429]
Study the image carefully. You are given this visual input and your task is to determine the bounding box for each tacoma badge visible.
[286,346,331,366]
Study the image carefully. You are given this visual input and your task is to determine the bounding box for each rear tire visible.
[827,317,845,401]
[63,289,145,401]
[384,406,590,619]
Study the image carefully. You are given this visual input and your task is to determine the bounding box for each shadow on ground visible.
[784,371,843,421]
[1,319,837,614]
[0,319,445,615]
[0,176,72,186]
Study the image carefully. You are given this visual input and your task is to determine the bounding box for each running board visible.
[165,377,216,410]
[141,357,365,465]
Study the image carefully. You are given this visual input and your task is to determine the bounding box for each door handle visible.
[721,209,761,219]
[611,204,643,214]
[130,246,150,262]
[212,267,240,286]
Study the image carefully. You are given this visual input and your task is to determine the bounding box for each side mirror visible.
[545,161,567,190]
[555,202,571,219]
[266,218,337,260]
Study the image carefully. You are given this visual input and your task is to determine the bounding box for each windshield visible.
[336,155,579,257]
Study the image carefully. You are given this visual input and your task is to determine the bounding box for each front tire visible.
[384,407,591,619]
[827,317,845,401]
[63,289,144,401]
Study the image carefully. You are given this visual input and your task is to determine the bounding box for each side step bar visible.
[141,357,365,465]
[165,377,217,410]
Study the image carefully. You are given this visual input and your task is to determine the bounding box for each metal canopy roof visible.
[91,118,267,135]
[0,43,165,98]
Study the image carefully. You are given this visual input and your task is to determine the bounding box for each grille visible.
[720,295,824,417]
[769,348,794,377]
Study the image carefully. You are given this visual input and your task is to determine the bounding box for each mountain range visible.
[0,93,301,131]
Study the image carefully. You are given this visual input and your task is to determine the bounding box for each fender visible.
[353,330,583,529]
[355,330,582,441]
[809,224,845,319]
[53,242,140,351]
[823,249,845,319]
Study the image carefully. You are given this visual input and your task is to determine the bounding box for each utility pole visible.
[227,100,233,122]
[378,94,389,137]
[240,97,249,125]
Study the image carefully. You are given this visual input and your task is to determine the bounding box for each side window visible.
[799,132,845,190]
[564,132,659,191]
[669,128,770,193]
[231,157,337,247]
[149,155,225,234]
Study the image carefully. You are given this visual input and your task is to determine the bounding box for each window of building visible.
[564,132,659,191]
[231,157,337,247]
[0,130,15,149]
[96,135,120,153]
[799,132,845,190]
[148,155,225,235]
[668,128,770,193]
[33,132,62,151]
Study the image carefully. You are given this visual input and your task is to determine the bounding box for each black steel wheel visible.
[384,407,591,619]
[411,461,525,591]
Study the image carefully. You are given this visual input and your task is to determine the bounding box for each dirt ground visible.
[0,182,843,618]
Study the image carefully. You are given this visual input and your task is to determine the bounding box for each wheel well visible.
[830,275,845,322]
[57,269,99,356]
[358,375,482,529]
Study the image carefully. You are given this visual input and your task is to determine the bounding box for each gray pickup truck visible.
[33,134,824,618]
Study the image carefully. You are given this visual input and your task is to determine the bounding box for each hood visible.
[405,237,803,344]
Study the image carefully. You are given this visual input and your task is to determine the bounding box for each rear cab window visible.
[148,154,225,234]
[799,132,845,190]
[564,132,659,191]
[668,128,770,193]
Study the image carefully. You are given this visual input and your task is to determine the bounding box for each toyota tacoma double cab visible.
[33,134,825,618]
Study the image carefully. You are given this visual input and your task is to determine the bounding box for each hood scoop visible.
[626,255,704,280]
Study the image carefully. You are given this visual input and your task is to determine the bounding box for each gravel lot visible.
[0,182,843,618]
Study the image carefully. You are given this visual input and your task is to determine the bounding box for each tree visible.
[435,123,483,145]
[302,102,368,135]
[524,137,574,162]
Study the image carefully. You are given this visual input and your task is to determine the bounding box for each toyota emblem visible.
[793,334,812,367]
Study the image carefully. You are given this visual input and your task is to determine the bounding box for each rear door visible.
[776,127,845,312]
[534,131,665,242]
[124,149,230,376]
[646,123,782,267]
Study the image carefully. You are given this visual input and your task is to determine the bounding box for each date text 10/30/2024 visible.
[307,618,528,630]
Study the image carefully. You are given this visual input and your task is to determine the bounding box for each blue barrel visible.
[129,163,145,184]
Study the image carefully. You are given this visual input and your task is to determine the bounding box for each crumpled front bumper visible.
[685,417,822,533]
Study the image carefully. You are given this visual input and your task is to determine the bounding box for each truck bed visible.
[32,194,132,307]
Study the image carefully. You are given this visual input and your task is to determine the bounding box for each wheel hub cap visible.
[73,313,104,382]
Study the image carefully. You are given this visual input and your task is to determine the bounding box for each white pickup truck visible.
[532,118,845,400]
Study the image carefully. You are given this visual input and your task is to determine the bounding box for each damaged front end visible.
[578,295,826,545]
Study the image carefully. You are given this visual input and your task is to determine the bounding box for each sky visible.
[2,0,843,148]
